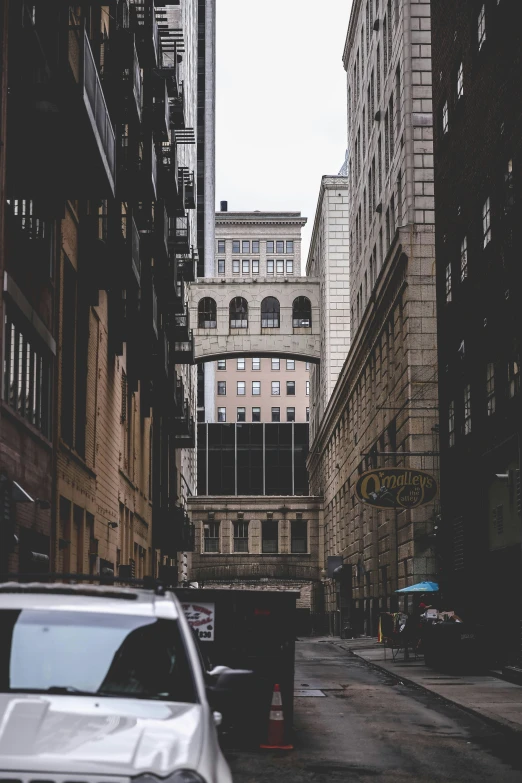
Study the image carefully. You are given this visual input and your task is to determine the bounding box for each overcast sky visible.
[215,0,353,259]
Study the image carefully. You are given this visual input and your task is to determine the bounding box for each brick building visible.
[307,0,439,635]
[431,0,522,665]
[0,1,214,581]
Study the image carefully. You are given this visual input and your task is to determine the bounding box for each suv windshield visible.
[0,609,197,703]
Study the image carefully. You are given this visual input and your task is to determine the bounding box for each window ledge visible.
[0,400,52,451]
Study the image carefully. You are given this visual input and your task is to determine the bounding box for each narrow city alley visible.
[227,640,522,783]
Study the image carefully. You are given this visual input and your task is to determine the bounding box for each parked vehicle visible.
[0,581,251,783]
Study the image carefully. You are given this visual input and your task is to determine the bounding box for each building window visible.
[267,260,274,275]
[232,260,240,274]
[237,407,246,422]
[261,296,280,328]
[457,61,464,99]
[445,263,452,303]
[252,407,261,422]
[218,360,226,370]
[217,381,226,395]
[218,259,225,274]
[306,406,310,422]
[266,241,274,253]
[252,260,259,274]
[229,297,248,328]
[508,356,520,398]
[271,407,280,422]
[252,357,261,370]
[276,240,284,253]
[232,240,240,253]
[464,384,472,434]
[237,381,246,395]
[198,297,217,328]
[242,240,250,253]
[272,381,280,395]
[286,407,295,422]
[448,400,455,447]
[252,381,261,396]
[286,240,294,253]
[286,381,295,396]
[237,358,245,370]
[442,100,449,134]
[204,521,220,552]
[262,520,278,553]
[483,197,492,246]
[292,296,312,328]
[460,236,468,281]
[242,260,250,274]
[286,359,295,370]
[306,380,310,396]
[217,407,226,422]
[291,520,307,553]
[218,240,225,253]
[285,260,294,275]
[234,521,249,552]
[486,362,495,415]
[252,240,259,253]
[3,314,52,439]
[478,4,486,50]
[276,260,284,274]
[272,358,280,370]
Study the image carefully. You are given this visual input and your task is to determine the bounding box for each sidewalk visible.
[319,637,522,735]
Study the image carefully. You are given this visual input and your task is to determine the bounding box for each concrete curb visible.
[345,645,522,739]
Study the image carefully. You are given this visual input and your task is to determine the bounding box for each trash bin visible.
[423,622,487,673]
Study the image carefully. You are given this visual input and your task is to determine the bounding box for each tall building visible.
[431,0,522,666]
[307,0,439,635]
[307,176,351,443]
[0,1,214,581]
[210,208,310,425]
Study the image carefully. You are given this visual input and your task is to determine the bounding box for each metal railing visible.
[82,27,116,183]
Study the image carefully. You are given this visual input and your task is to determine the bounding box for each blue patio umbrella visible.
[395,581,439,593]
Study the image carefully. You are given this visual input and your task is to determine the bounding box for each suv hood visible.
[0,693,205,776]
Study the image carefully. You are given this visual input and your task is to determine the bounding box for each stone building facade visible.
[307,176,351,443]
[197,210,310,423]
[307,0,439,635]
[188,494,324,631]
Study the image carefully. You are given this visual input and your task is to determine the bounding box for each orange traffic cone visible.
[260,683,293,750]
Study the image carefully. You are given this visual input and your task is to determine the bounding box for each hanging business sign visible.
[182,602,215,641]
[355,468,437,509]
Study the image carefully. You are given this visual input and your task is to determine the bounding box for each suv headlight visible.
[134,773,205,783]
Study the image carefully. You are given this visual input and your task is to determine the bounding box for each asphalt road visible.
[226,639,522,783]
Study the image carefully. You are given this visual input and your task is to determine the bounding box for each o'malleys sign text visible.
[355,468,437,510]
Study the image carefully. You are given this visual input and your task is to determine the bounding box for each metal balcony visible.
[152,77,170,140]
[129,0,160,67]
[168,215,190,255]
[108,212,141,288]
[105,30,142,123]
[171,331,195,365]
[157,142,182,211]
[172,311,190,343]
[117,133,157,201]
[179,168,195,209]
[177,247,197,282]
[78,25,116,193]
[169,80,186,130]
[172,401,196,448]
[5,202,54,283]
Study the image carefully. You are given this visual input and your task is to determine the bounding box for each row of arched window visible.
[198,296,312,329]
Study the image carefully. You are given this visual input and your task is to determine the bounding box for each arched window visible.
[261,296,280,328]
[198,297,217,328]
[229,297,248,328]
[293,296,312,327]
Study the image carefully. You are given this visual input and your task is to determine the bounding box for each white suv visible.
[0,583,234,783]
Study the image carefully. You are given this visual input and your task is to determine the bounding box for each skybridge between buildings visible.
[188,277,321,363]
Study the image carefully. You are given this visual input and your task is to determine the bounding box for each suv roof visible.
[0,581,180,618]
